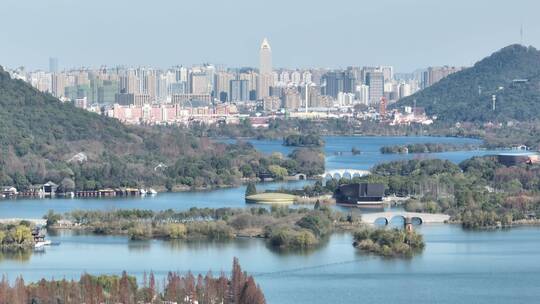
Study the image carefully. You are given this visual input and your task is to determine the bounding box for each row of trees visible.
[380,143,478,154]
[0,258,265,304]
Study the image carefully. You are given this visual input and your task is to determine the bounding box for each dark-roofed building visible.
[334,183,385,205]
[42,181,58,197]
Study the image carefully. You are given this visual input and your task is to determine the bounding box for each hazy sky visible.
[2,0,539,72]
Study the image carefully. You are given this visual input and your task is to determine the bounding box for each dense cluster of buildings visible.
[8,39,464,126]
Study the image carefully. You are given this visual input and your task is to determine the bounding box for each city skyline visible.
[1,0,538,71]
[7,35,467,116]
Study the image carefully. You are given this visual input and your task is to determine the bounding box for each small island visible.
[45,206,359,250]
[283,134,324,147]
[245,192,296,204]
[353,227,425,257]
[380,142,478,154]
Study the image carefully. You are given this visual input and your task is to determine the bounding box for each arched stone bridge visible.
[361,212,450,225]
[320,169,371,180]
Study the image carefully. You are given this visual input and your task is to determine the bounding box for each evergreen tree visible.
[245,183,257,197]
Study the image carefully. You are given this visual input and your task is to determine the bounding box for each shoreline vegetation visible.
[379,142,480,154]
[201,115,540,151]
[42,207,427,258]
[0,221,35,251]
[348,157,540,229]
[267,155,540,230]
[45,206,359,250]
[0,258,266,304]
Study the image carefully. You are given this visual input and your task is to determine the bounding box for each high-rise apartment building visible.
[215,71,234,102]
[279,71,290,83]
[230,79,249,102]
[302,71,312,84]
[290,70,301,85]
[30,71,52,93]
[119,70,139,94]
[322,71,355,98]
[240,71,258,100]
[190,70,212,95]
[398,83,412,99]
[258,38,273,99]
[379,66,394,82]
[337,92,355,106]
[49,57,58,73]
[140,69,157,100]
[263,96,280,111]
[366,71,384,105]
[51,73,66,98]
[283,88,301,110]
[360,67,378,84]
[356,84,370,105]
[422,66,464,88]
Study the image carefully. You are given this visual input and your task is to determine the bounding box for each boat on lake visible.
[32,226,53,249]
[35,240,52,248]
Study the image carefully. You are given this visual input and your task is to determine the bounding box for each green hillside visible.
[0,67,318,191]
[396,44,540,123]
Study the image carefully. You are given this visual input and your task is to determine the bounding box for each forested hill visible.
[0,67,135,150]
[0,67,320,191]
[0,66,190,190]
[396,44,540,123]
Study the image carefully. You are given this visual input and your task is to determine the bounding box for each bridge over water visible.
[320,169,370,180]
[361,211,450,225]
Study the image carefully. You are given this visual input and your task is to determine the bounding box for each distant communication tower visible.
[379,96,387,117]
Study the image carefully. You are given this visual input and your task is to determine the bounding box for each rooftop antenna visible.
[520,24,524,45]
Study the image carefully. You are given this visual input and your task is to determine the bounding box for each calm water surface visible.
[2,136,533,303]
[2,226,539,304]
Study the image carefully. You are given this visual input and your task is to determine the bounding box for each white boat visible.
[148,188,157,195]
[34,240,52,248]
[139,189,147,195]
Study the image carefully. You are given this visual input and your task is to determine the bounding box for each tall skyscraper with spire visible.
[258,38,273,99]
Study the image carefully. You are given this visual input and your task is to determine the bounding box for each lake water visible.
[2,226,539,304]
[3,136,535,303]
